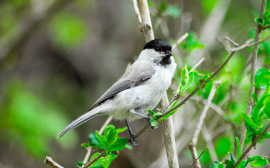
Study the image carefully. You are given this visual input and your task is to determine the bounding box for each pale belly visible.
[110,68,173,121]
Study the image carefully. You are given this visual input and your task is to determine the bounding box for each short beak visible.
[165,51,173,57]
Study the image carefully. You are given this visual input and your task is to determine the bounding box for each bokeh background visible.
[0,0,270,167]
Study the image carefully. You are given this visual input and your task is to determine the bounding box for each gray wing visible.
[88,62,155,110]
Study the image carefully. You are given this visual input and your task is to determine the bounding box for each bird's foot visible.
[129,133,138,146]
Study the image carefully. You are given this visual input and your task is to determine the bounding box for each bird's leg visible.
[125,120,138,145]
[129,109,158,129]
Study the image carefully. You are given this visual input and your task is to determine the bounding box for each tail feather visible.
[57,108,101,138]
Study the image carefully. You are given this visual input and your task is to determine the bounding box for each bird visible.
[58,39,176,145]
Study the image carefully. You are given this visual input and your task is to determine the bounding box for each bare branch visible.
[172,33,189,50]
[44,156,64,168]
[189,81,220,168]
[239,0,267,151]
[189,147,208,168]
[132,0,142,30]
[83,151,106,168]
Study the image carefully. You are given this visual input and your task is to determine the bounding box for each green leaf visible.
[252,95,270,124]
[235,137,241,160]
[77,161,84,166]
[147,109,155,115]
[230,153,236,164]
[95,131,106,150]
[90,152,117,168]
[238,160,248,168]
[247,156,268,167]
[125,144,133,150]
[81,143,89,148]
[224,159,234,168]
[254,68,270,88]
[107,138,128,151]
[210,161,224,168]
[90,152,101,161]
[89,133,104,149]
[255,17,263,25]
[116,127,127,134]
[165,5,181,18]
[149,117,159,128]
[180,32,205,53]
[242,113,260,132]
[104,125,118,149]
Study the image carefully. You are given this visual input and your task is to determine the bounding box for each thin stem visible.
[239,0,267,150]
[188,147,208,168]
[44,156,64,168]
[83,151,106,168]
[189,81,220,168]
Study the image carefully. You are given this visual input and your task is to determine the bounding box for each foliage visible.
[79,125,131,167]
[0,79,77,158]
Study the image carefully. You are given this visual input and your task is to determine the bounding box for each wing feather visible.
[88,62,155,110]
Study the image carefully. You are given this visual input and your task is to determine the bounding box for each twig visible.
[172,33,189,50]
[99,116,113,134]
[202,126,218,161]
[83,151,106,168]
[239,0,267,150]
[189,81,220,168]
[188,147,208,168]
[235,123,270,167]
[132,0,142,30]
[262,24,270,30]
[44,156,64,168]
[189,57,205,73]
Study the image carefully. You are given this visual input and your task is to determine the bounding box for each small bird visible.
[58,39,176,145]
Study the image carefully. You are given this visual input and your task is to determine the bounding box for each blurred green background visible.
[0,0,269,167]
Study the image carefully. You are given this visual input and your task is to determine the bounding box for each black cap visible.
[143,39,172,52]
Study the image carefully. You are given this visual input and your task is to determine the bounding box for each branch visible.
[239,0,267,150]
[189,147,208,168]
[235,123,270,167]
[137,0,154,42]
[172,33,189,50]
[189,81,220,168]
[44,156,64,168]
[83,151,106,168]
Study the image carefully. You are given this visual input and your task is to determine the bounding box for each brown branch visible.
[44,156,64,168]
[189,147,208,168]
[189,81,220,168]
[239,0,267,150]
[235,123,270,167]
[83,151,106,168]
